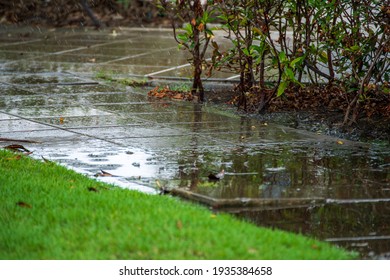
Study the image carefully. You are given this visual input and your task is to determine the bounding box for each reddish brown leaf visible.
[154,92,166,98]
[172,93,184,100]
[4,144,30,153]
[191,18,196,26]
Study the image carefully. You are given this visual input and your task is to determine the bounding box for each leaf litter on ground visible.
[148,86,195,101]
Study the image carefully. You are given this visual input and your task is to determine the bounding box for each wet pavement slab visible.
[0,26,389,259]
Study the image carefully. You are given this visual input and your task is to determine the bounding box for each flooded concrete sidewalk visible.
[0,26,389,259]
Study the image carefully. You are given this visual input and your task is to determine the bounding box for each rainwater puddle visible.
[160,141,389,259]
[31,143,161,195]
[231,201,390,259]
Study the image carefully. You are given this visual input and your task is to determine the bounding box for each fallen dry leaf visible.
[172,93,184,99]
[176,220,183,230]
[41,156,53,163]
[247,248,258,254]
[88,186,98,192]
[94,170,115,177]
[147,86,195,101]
[155,92,166,98]
[16,201,32,208]
[4,144,30,153]
[191,18,196,26]
[5,155,22,160]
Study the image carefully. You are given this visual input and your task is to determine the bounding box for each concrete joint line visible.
[101,46,177,65]
[0,110,123,146]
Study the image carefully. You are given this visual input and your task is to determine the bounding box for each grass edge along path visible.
[0,150,357,259]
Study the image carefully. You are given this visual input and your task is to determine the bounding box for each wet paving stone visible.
[33,115,144,128]
[0,51,40,61]
[0,118,52,132]
[1,128,78,142]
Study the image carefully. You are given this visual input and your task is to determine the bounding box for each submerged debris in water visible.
[94,170,115,177]
[208,170,225,181]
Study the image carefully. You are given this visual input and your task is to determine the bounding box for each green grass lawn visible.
[0,149,357,259]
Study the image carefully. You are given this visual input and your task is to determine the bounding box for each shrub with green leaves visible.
[159,0,389,123]
[157,0,217,102]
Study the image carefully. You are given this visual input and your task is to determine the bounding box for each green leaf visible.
[242,48,251,56]
[251,40,268,57]
[290,56,305,68]
[253,27,263,35]
[285,68,295,81]
[202,12,209,24]
[205,28,214,36]
[202,11,215,24]
[347,45,360,52]
[211,41,219,50]
[318,51,328,64]
[217,14,228,22]
[278,51,287,62]
[177,34,189,42]
[277,81,289,97]
[182,23,193,34]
